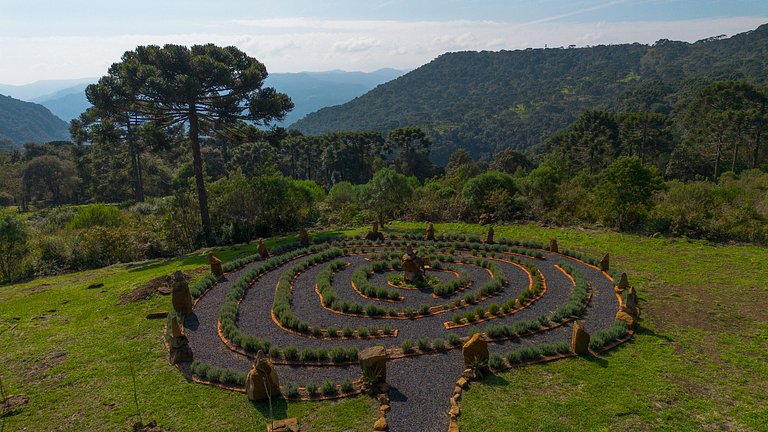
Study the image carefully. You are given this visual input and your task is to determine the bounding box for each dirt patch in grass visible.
[1,394,29,417]
[644,282,768,333]
[118,267,207,304]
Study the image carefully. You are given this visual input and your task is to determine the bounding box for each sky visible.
[0,0,766,85]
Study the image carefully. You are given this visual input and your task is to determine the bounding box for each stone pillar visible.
[485,226,494,244]
[549,238,558,253]
[570,321,591,355]
[615,272,629,292]
[462,333,489,374]
[299,229,309,246]
[171,271,193,315]
[599,253,609,272]
[208,253,224,277]
[359,345,387,383]
[365,221,384,241]
[258,239,270,260]
[245,351,281,401]
[168,315,193,364]
[425,223,435,241]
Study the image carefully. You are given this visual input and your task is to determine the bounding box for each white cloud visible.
[333,37,381,53]
[0,16,766,84]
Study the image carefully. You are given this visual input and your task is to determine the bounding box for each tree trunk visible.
[188,106,214,246]
[714,140,722,182]
[127,120,144,202]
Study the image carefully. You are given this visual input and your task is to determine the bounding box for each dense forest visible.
[292,24,768,164]
[0,37,766,283]
[0,94,70,145]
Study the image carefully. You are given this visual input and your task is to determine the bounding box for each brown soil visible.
[118,267,207,304]
[1,394,29,417]
[132,420,171,432]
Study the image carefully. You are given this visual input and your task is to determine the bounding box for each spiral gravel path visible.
[183,239,620,432]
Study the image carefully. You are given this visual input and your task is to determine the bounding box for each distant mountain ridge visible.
[0,94,70,145]
[291,24,768,164]
[2,69,406,124]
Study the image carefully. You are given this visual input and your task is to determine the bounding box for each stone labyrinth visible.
[172,230,637,432]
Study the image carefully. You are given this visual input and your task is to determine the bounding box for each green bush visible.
[67,204,126,229]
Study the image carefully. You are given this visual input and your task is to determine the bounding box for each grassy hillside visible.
[0,94,70,145]
[1,223,766,431]
[292,24,768,164]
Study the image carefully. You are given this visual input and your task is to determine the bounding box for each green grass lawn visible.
[2,222,766,431]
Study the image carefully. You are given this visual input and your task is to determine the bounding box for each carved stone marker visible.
[549,238,558,253]
[401,246,426,283]
[258,239,270,260]
[245,351,281,401]
[359,345,387,383]
[462,333,489,374]
[425,223,435,241]
[365,221,385,241]
[571,321,591,355]
[599,253,610,272]
[168,315,193,364]
[208,253,224,277]
[485,226,494,244]
[299,228,309,246]
[171,271,193,315]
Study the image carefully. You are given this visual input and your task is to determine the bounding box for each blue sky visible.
[0,0,766,84]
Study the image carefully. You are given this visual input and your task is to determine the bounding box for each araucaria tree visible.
[89,44,293,244]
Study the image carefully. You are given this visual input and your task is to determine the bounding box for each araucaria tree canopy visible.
[83,44,294,244]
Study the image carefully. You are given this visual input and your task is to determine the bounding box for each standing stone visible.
[615,272,629,292]
[208,253,224,277]
[171,271,193,315]
[401,246,425,283]
[258,240,270,260]
[571,321,591,355]
[365,221,385,241]
[299,229,309,246]
[549,238,558,253]
[359,345,387,383]
[425,223,435,241]
[245,351,281,401]
[599,253,610,272]
[462,333,489,374]
[168,315,193,364]
[485,226,494,244]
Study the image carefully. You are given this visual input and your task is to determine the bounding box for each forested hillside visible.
[0,94,70,145]
[292,24,768,164]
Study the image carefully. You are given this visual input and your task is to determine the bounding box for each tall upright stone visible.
[615,272,629,292]
[549,238,558,253]
[359,345,387,383]
[365,221,385,241]
[208,253,224,277]
[462,333,489,374]
[168,315,193,364]
[571,321,591,355]
[171,271,193,315]
[299,228,309,246]
[425,223,435,241]
[258,239,270,260]
[485,226,494,244]
[599,253,610,272]
[245,351,281,401]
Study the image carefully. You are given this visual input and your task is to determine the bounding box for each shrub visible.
[489,353,505,370]
[327,326,339,337]
[321,380,337,395]
[447,333,461,346]
[400,339,415,353]
[283,346,299,361]
[465,311,476,322]
[68,204,126,229]
[432,338,445,350]
[306,381,318,395]
[488,303,500,315]
[342,326,353,337]
[452,314,463,324]
[382,325,392,335]
[357,326,369,338]
[300,348,317,362]
[419,304,430,315]
[340,379,354,393]
[284,382,299,398]
[417,337,432,351]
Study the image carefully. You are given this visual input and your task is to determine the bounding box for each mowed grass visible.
[392,223,767,432]
[2,222,766,431]
[0,237,376,431]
